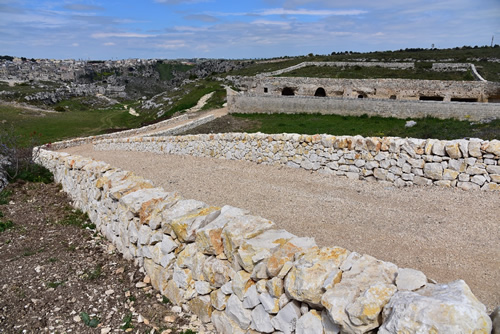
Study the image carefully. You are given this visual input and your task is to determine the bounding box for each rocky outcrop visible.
[35,149,494,333]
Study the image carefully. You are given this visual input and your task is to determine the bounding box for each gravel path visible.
[61,145,500,312]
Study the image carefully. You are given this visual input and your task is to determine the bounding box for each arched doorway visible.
[314,87,326,97]
[282,87,295,96]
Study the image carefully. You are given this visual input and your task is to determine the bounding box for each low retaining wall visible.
[94,133,500,191]
[146,115,215,137]
[227,94,500,121]
[36,149,493,333]
[46,114,190,151]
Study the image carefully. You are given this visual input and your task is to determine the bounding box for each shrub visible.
[0,126,53,184]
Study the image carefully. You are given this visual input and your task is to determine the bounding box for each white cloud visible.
[71,42,79,47]
[259,8,367,16]
[156,40,187,49]
[251,20,291,27]
[91,32,157,38]
[103,42,116,46]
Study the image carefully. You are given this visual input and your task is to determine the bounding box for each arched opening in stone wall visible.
[282,87,295,96]
[419,96,444,101]
[450,98,478,103]
[390,95,397,100]
[314,87,327,97]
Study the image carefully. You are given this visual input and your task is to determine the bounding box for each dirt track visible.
[61,145,500,312]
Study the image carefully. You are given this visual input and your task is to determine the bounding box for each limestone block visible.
[373,168,388,180]
[162,199,207,228]
[143,258,163,290]
[212,310,247,334]
[489,174,500,184]
[251,262,269,280]
[442,168,459,180]
[423,163,443,180]
[160,235,178,254]
[173,264,193,290]
[395,268,427,291]
[484,139,500,156]
[256,279,268,294]
[243,284,261,309]
[467,166,487,175]
[322,310,341,334]
[222,214,275,263]
[431,140,446,156]
[471,174,487,186]
[487,165,500,174]
[147,193,182,230]
[321,254,398,334]
[469,140,483,157]
[232,270,254,301]
[221,281,233,295]
[250,304,274,333]
[119,188,170,221]
[138,224,152,245]
[271,300,301,334]
[259,292,280,314]
[266,277,284,298]
[445,142,462,159]
[482,183,500,191]
[458,181,481,191]
[285,247,350,307]
[211,289,230,311]
[188,295,213,323]
[226,294,252,330]
[171,206,221,243]
[322,268,343,290]
[195,281,213,295]
[296,310,324,334]
[202,256,234,289]
[149,230,163,244]
[163,279,185,306]
[379,280,492,334]
[106,173,153,200]
[266,237,318,277]
[236,229,296,273]
[196,206,250,256]
[160,252,176,268]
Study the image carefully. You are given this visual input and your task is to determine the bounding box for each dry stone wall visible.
[93,133,500,191]
[227,93,500,121]
[36,148,494,333]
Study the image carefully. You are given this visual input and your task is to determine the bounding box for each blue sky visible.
[1,0,499,60]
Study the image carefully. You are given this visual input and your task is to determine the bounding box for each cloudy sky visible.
[1,0,499,60]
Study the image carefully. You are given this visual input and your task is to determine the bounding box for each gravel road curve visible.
[61,144,500,312]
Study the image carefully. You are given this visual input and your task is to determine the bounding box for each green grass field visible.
[232,113,500,140]
[0,103,147,146]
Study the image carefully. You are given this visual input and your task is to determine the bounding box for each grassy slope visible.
[233,113,500,141]
[0,103,146,146]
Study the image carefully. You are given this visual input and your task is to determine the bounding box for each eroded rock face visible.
[380,280,492,333]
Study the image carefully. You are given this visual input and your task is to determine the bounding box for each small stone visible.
[143,276,151,284]
[73,315,81,322]
[164,315,176,323]
[171,306,182,313]
[116,267,125,274]
[136,282,147,288]
[396,268,427,291]
[100,328,111,334]
[105,289,114,295]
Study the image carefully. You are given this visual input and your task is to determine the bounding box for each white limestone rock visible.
[196,206,249,256]
[271,300,301,334]
[236,229,295,272]
[266,237,317,277]
[211,289,230,311]
[250,304,275,333]
[285,247,350,307]
[321,254,398,334]
[195,280,213,295]
[423,163,443,180]
[259,292,280,314]
[160,235,178,254]
[396,268,427,291]
[170,206,221,242]
[212,310,246,334]
[322,310,341,334]
[222,214,275,263]
[379,280,492,334]
[225,294,252,330]
[296,310,324,334]
[202,256,234,288]
[242,284,261,309]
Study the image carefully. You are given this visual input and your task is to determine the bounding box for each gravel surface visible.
[61,145,500,312]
